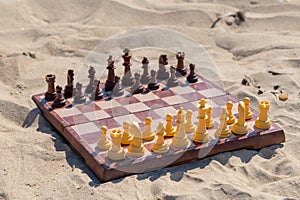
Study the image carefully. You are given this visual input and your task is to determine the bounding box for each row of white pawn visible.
[96,97,271,161]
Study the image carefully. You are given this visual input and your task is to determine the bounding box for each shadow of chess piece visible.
[90,79,103,101]
[157,54,170,80]
[64,69,74,99]
[112,76,124,97]
[121,48,134,87]
[175,52,187,77]
[130,73,144,95]
[187,63,198,83]
[148,70,160,90]
[45,74,56,101]
[73,82,86,104]
[52,85,66,108]
[85,66,96,94]
[166,66,179,88]
[140,57,151,84]
[105,55,116,92]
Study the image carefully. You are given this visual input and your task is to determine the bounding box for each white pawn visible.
[244,97,253,120]
[232,101,248,135]
[215,108,231,138]
[121,121,133,145]
[152,121,169,153]
[142,117,155,141]
[165,113,176,137]
[206,106,215,128]
[226,101,236,125]
[184,110,195,133]
[172,107,190,148]
[97,126,112,150]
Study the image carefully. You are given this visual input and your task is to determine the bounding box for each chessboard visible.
[32,72,285,182]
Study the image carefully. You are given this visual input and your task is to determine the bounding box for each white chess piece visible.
[172,107,190,148]
[107,129,125,160]
[152,121,169,153]
[193,102,209,143]
[142,117,155,141]
[128,122,147,157]
[232,101,248,134]
[97,126,112,150]
[215,108,231,138]
[185,110,195,133]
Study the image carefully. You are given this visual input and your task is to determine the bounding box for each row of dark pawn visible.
[44,70,104,109]
[44,54,199,108]
[103,52,199,95]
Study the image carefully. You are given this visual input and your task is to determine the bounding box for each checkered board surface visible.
[32,74,285,182]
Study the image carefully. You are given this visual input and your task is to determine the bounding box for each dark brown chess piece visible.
[52,85,66,108]
[104,55,116,92]
[148,70,160,90]
[140,57,151,84]
[90,79,103,101]
[112,76,124,97]
[130,73,144,95]
[74,82,86,104]
[167,66,179,88]
[187,63,198,83]
[175,52,187,77]
[121,48,134,87]
[156,54,170,80]
[64,69,74,99]
[85,66,96,94]
[45,74,56,101]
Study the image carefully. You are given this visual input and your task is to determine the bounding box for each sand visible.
[0,0,299,199]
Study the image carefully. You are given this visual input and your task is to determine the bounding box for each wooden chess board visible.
[32,74,285,182]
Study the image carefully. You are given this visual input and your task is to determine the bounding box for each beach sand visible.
[0,0,299,199]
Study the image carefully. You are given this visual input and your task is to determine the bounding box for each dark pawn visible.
[112,76,124,97]
[148,70,160,90]
[45,74,56,101]
[140,57,151,84]
[157,54,170,80]
[85,66,96,94]
[73,82,86,104]
[187,63,198,83]
[90,79,103,101]
[130,73,144,95]
[64,69,74,99]
[175,52,187,77]
[52,85,66,108]
[167,66,179,88]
